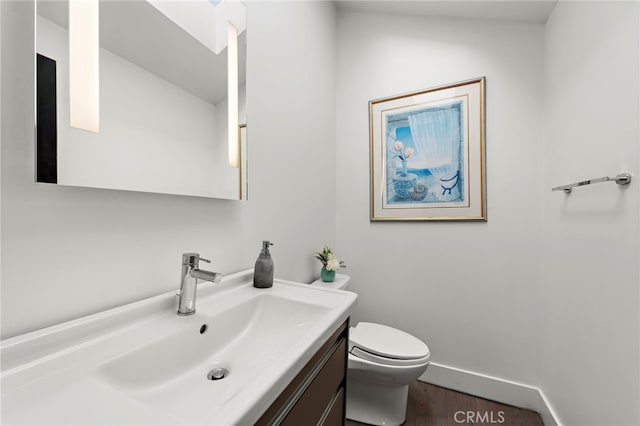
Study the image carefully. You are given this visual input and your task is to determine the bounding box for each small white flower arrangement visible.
[315,245,346,272]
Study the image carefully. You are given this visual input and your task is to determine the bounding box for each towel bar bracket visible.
[615,173,632,186]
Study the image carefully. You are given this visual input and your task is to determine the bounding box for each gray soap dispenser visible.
[253,241,274,288]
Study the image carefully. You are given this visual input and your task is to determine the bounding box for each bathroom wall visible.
[541,2,639,425]
[0,0,337,339]
[335,9,545,386]
[336,3,640,424]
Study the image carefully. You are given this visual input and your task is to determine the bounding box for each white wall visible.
[336,10,545,386]
[337,4,640,424]
[541,2,640,425]
[0,0,337,339]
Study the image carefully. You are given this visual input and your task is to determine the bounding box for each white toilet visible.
[310,274,430,426]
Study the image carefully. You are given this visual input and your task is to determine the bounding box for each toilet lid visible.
[349,322,430,361]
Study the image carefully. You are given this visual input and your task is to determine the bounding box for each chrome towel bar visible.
[552,173,632,194]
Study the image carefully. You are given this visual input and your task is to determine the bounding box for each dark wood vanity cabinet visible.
[256,320,349,426]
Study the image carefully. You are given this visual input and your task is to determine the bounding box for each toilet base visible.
[346,376,409,426]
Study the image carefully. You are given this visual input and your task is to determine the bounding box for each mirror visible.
[35,0,248,200]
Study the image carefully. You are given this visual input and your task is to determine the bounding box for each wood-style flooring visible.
[346,381,545,426]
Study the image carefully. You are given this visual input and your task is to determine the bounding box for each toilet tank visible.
[310,274,351,291]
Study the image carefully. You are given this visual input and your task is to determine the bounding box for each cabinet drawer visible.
[255,320,348,426]
[320,387,344,426]
[282,338,346,425]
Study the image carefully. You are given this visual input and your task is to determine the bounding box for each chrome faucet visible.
[177,253,222,316]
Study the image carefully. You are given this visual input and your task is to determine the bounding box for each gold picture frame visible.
[369,77,486,221]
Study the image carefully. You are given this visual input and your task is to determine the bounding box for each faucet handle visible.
[182,252,211,267]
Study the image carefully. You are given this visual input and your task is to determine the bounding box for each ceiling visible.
[336,0,558,24]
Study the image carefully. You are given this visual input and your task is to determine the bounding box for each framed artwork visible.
[369,77,486,221]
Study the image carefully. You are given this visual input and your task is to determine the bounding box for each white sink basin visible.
[1,270,357,425]
[97,293,332,423]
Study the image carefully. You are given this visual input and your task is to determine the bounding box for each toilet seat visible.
[349,322,430,367]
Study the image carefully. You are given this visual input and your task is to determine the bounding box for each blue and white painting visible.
[384,101,466,206]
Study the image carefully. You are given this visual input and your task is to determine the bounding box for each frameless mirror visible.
[35,0,247,200]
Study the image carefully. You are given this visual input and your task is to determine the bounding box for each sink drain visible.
[207,367,229,381]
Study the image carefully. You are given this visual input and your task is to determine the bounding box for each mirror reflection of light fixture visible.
[227,21,239,168]
[69,0,99,133]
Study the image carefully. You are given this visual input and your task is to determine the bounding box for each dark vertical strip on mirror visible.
[36,54,58,184]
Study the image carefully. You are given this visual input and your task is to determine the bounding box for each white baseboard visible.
[420,362,561,426]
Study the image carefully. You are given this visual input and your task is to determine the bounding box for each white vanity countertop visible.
[0,270,357,425]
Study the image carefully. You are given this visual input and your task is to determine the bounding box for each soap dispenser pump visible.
[253,240,274,288]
